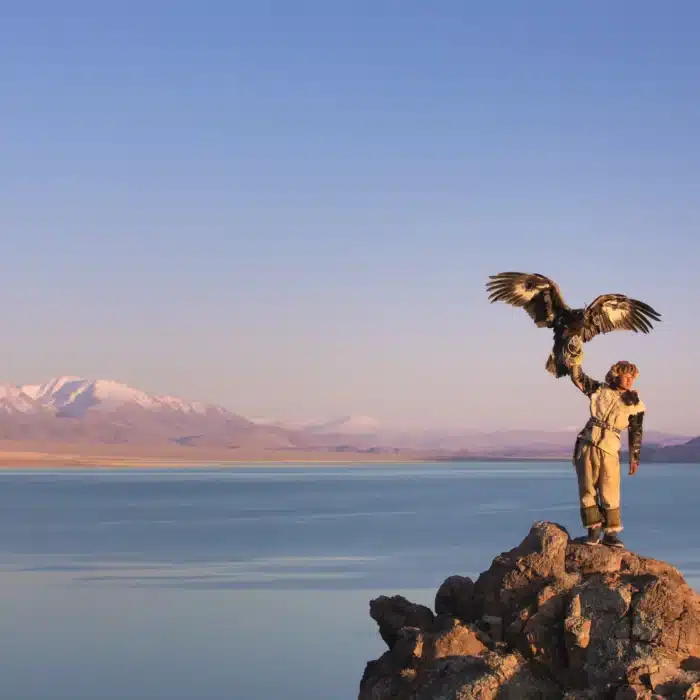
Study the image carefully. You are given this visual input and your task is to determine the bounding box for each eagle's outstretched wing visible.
[582,294,661,342]
[486,272,568,328]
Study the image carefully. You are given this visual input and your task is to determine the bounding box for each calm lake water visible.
[1,462,698,700]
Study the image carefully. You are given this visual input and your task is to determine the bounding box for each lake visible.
[1,462,698,699]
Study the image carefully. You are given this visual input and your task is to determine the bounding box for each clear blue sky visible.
[2,1,699,433]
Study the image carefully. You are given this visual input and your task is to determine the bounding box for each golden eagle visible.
[486,272,662,378]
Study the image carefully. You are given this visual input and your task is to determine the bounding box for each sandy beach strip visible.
[0,445,423,468]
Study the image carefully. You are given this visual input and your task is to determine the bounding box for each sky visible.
[2,1,699,433]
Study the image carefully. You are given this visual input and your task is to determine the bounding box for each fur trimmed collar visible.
[603,384,640,406]
[620,389,640,406]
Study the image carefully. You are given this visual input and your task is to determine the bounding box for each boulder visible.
[358,521,700,700]
[369,595,435,650]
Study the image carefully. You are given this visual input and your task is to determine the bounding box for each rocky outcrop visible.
[359,521,700,700]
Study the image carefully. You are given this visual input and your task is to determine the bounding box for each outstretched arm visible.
[628,411,644,474]
[569,362,602,397]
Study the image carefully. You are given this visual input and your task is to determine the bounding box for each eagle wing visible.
[486,272,568,328]
[582,294,662,342]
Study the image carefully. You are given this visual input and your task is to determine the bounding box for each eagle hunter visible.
[486,272,662,378]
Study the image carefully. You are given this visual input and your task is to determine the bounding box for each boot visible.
[585,526,602,546]
[602,532,624,549]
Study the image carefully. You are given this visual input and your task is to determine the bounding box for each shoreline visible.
[0,450,694,469]
[0,449,571,468]
[0,449,418,468]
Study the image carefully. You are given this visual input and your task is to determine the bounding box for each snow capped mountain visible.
[0,375,295,450]
[0,385,45,415]
[16,376,234,419]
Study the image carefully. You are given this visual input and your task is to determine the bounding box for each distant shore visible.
[0,447,572,468]
[0,448,421,468]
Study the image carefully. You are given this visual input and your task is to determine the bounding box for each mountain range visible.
[0,376,299,451]
[0,376,698,462]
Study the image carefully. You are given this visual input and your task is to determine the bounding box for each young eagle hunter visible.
[485,272,661,378]
[569,358,645,548]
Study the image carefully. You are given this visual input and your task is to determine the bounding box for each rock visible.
[422,615,486,661]
[472,521,571,623]
[437,650,560,700]
[369,595,435,650]
[683,658,700,672]
[358,521,700,700]
[403,651,560,700]
[632,577,700,654]
[358,627,424,700]
[480,614,504,643]
[685,682,700,699]
[614,685,656,699]
[434,574,477,622]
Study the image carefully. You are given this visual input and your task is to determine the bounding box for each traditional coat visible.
[570,365,645,532]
